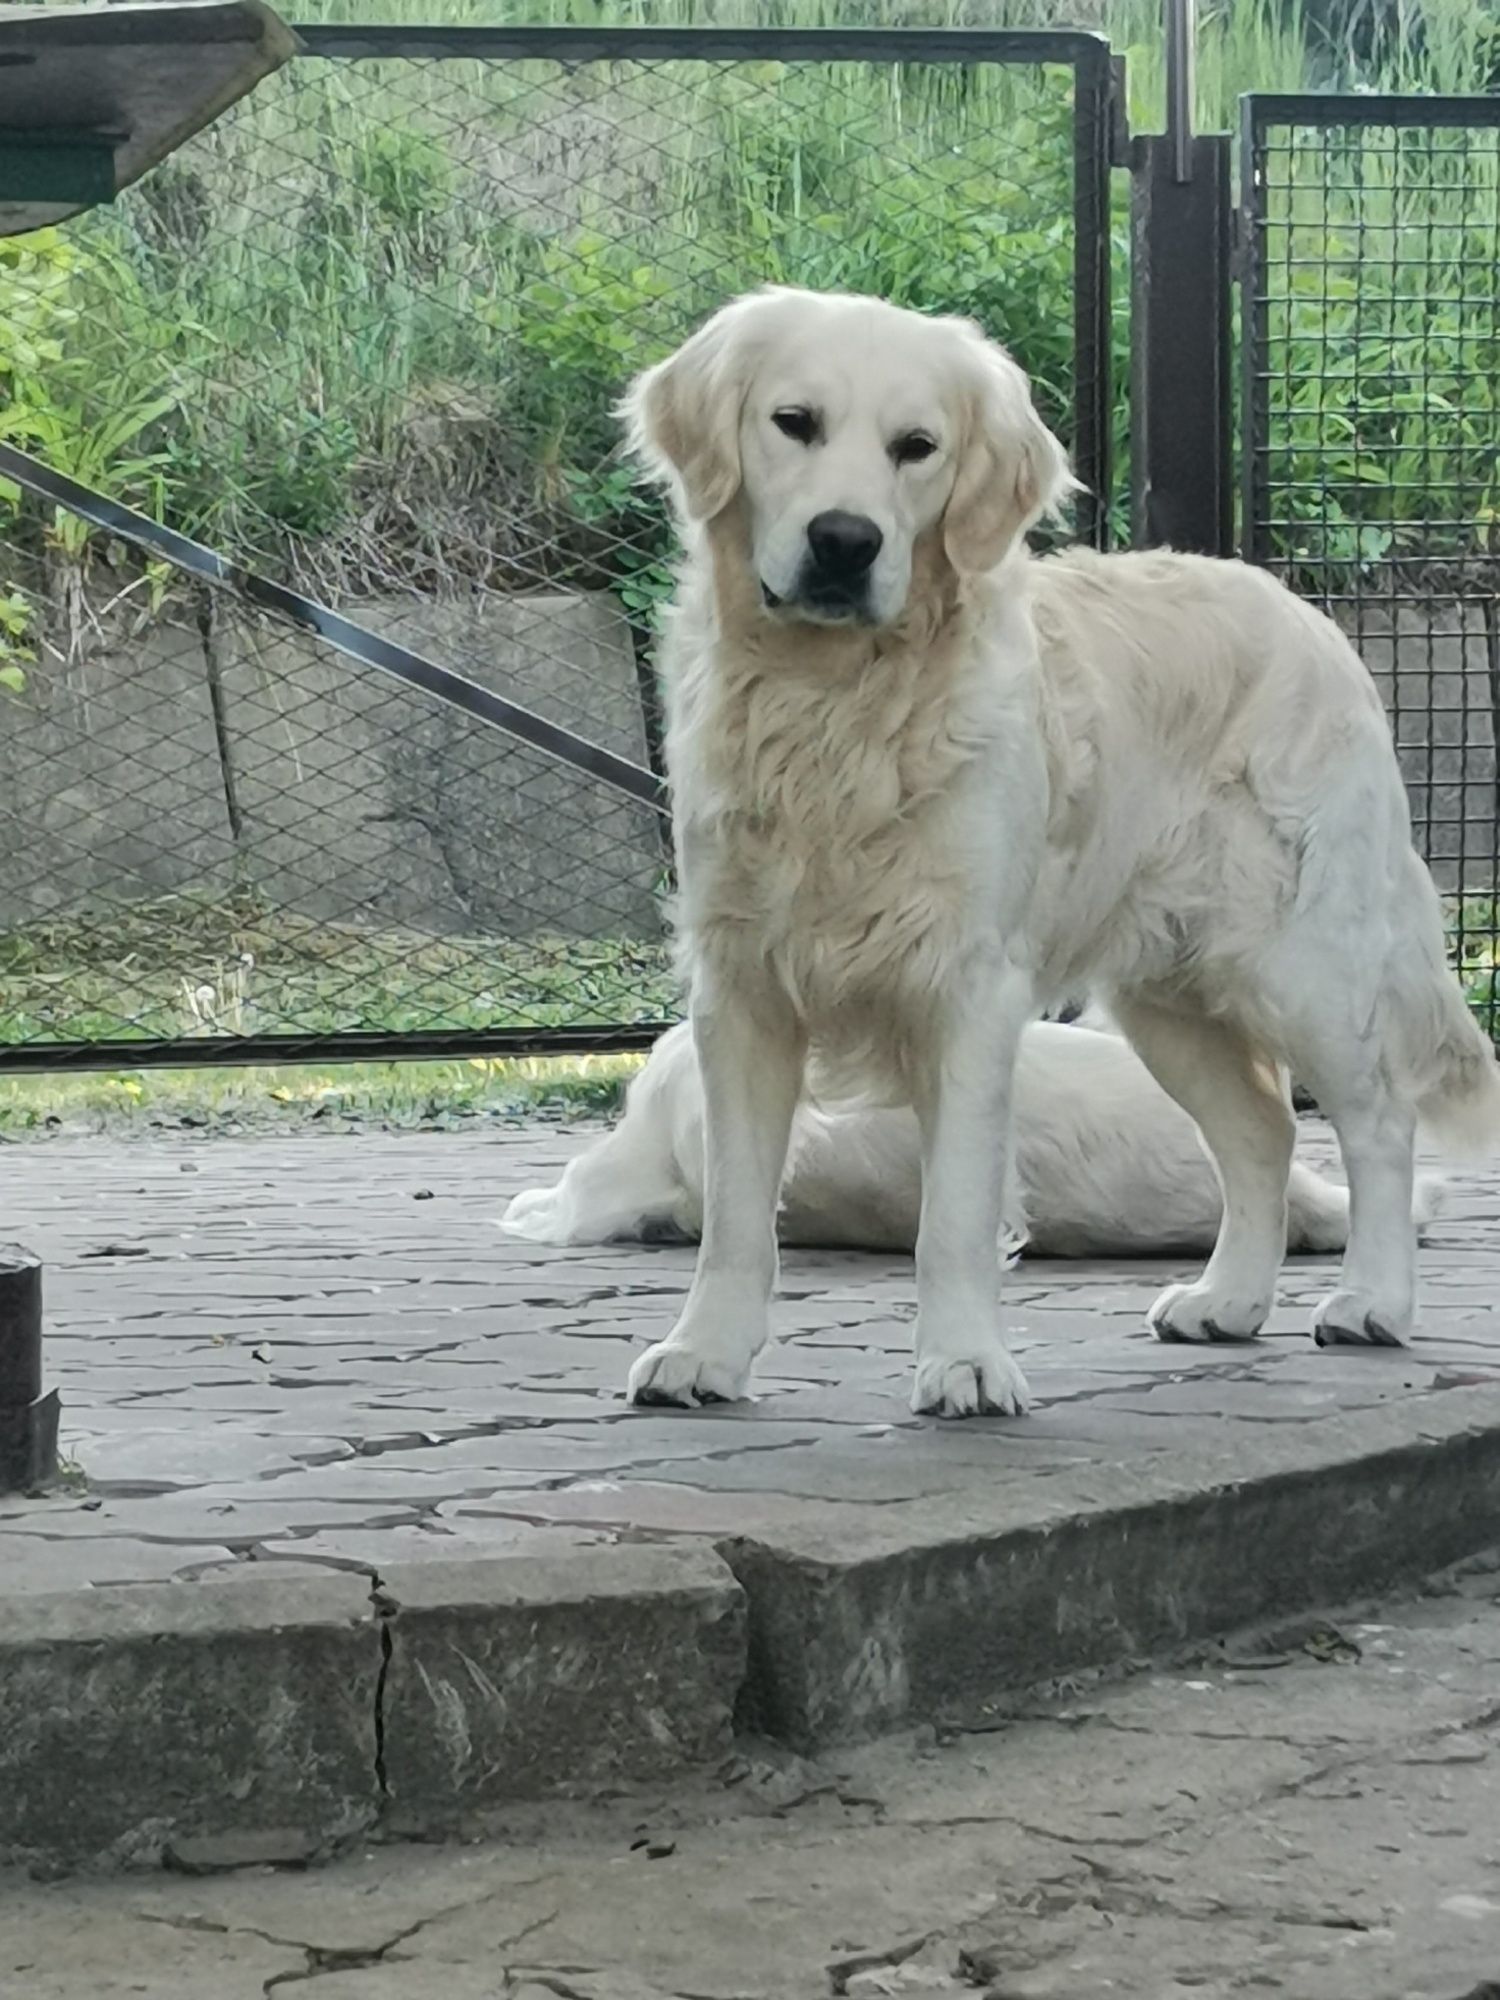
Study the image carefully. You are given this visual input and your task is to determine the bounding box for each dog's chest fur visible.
[670,627,1001,1023]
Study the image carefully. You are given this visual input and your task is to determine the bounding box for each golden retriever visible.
[502,1017,1442,1257]
[614,285,1497,1417]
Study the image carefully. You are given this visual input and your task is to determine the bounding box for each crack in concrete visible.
[229,1896,558,1993]
[1078,1877,1372,1932]
[930,1682,1500,1973]
[955,1864,1375,1989]
[827,1928,942,1996]
[371,1574,394,1802]
[507,1974,757,2000]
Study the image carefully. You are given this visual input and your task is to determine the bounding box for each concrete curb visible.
[379,1545,745,1832]
[0,1544,744,1874]
[723,1383,1500,1747]
[0,1570,380,1874]
[4,1388,1500,1871]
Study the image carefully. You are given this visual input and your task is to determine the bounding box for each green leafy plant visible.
[0,589,33,694]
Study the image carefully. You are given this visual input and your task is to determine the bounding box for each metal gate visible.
[1240,92,1500,1034]
[0,26,1115,1071]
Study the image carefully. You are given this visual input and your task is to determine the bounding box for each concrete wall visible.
[3,587,1491,940]
[0,587,664,939]
[0,613,235,927]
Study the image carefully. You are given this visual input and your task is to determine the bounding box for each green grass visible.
[0,893,676,1048]
[0,1050,642,1136]
[0,894,1492,1142]
[0,893,661,1133]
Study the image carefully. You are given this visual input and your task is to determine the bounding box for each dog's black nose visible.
[806,510,883,578]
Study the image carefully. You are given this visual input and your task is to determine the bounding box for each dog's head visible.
[622,287,1076,631]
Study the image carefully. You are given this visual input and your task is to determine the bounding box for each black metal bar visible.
[1240,91,1500,128]
[292,23,1110,65]
[0,444,669,818]
[1070,35,1114,548]
[1130,131,1234,556]
[0,1023,674,1075]
[1238,95,1269,563]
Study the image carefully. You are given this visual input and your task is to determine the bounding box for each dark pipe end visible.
[0,1244,43,1408]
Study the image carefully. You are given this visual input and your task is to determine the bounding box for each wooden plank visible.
[0,0,299,236]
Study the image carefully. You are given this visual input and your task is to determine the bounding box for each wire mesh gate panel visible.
[1240,94,1500,1036]
[0,24,1113,1071]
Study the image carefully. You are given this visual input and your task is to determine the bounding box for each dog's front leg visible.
[627,978,804,1407]
[910,962,1034,1419]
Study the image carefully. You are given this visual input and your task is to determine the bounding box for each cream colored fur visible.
[613,286,1499,1417]
[501,1019,1444,1258]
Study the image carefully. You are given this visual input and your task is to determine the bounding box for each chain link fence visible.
[1241,94,1500,1035]
[0,26,1113,1069]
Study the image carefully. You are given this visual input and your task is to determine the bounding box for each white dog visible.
[501,1018,1442,1258]
[613,286,1497,1418]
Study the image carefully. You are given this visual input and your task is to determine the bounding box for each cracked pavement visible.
[8,1563,1500,1998]
[4,1123,1500,1592]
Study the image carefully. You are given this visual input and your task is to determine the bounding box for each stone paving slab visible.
[4,1123,1500,1864]
[4,1124,1499,1585]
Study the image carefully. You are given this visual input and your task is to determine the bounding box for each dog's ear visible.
[942,331,1078,576]
[620,302,751,523]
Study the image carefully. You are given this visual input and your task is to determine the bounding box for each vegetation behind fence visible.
[0,0,1498,1080]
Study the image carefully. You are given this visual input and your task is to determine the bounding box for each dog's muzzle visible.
[768,509,885,623]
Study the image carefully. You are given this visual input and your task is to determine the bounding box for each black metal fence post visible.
[1129,0,1234,556]
[0,1246,59,1493]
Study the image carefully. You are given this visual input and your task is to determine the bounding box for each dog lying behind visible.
[502,1019,1441,1260]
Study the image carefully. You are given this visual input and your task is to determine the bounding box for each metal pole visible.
[1129,129,1234,555]
[1166,0,1196,183]
[0,1245,59,1492]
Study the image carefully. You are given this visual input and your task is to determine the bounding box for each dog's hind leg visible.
[1284,1034,1418,1347]
[501,1027,700,1246]
[501,1115,687,1247]
[1111,996,1294,1343]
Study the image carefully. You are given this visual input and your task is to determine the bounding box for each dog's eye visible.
[771,407,818,445]
[892,431,938,466]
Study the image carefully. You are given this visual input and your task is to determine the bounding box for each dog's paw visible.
[499,1185,580,1245]
[1312,1287,1412,1349]
[911,1344,1031,1420]
[1149,1280,1270,1344]
[627,1335,755,1408]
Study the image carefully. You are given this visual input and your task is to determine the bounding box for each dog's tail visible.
[1386,855,1500,1157]
[1287,1161,1446,1253]
[1417,1014,1500,1158]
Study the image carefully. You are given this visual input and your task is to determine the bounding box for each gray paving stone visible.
[70,1430,351,1492]
[249,1519,611,1570]
[0,1533,237,1592]
[0,1125,1496,1595]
